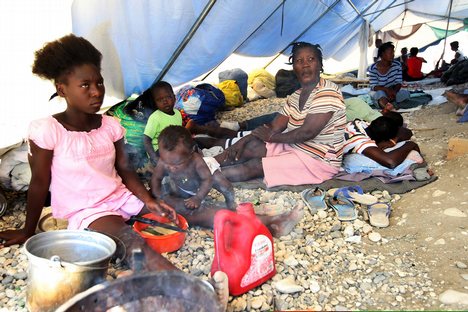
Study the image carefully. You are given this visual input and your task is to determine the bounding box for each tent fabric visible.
[71,0,468,99]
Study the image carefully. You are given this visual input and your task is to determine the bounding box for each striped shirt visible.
[368,60,402,89]
[343,119,377,154]
[281,78,346,168]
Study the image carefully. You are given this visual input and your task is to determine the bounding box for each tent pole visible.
[153,0,217,84]
[363,0,415,17]
[263,0,379,71]
[440,0,454,61]
[262,0,342,70]
[200,1,286,81]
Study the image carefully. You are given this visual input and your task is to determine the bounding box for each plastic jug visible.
[211,202,276,296]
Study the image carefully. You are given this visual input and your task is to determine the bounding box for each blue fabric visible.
[343,153,418,176]
[70,0,468,99]
[175,83,225,125]
[458,106,468,123]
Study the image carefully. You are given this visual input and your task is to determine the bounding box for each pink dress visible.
[28,115,144,230]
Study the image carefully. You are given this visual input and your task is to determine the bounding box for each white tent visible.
[1,0,467,150]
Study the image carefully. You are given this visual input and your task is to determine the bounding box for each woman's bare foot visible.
[264,201,305,237]
[212,271,229,311]
[445,90,468,109]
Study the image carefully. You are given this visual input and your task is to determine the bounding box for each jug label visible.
[240,235,274,287]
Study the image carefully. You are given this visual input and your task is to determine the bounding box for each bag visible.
[175,83,225,125]
[219,68,248,101]
[218,80,243,107]
[248,69,276,98]
[275,69,300,98]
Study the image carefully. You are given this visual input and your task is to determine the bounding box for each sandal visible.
[367,202,391,228]
[328,186,378,206]
[327,196,357,221]
[301,187,327,214]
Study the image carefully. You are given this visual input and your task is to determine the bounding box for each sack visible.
[218,80,243,107]
[106,100,147,150]
[175,83,225,125]
[248,69,276,98]
[275,69,300,98]
[219,68,248,101]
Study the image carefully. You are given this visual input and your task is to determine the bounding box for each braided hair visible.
[32,34,102,83]
[287,42,324,73]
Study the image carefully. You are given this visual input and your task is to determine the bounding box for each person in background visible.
[399,47,408,79]
[406,47,427,81]
[214,42,346,188]
[368,42,410,112]
[143,81,182,166]
[373,38,383,63]
[450,41,466,65]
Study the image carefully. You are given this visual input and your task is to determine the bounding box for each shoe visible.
[367,202,391,228]
[301,187,327,214]
[328,186,378,205]
[327,196,357,221]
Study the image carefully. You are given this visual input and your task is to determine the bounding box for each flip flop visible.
[301,187,327,214]
[367,202,391,228]
[328,186,378,206]
[327,196,357,221]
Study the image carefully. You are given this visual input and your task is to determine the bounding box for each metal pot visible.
[24,230,116,312]
[56,270,223,312]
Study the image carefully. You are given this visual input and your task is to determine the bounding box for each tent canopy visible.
[71,0,468,98]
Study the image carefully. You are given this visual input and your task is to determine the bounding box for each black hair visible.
[409,47,419,56]
[287,41,324,73]
[377,42,394,58]
[401,47,408,53]
[158,125,193,151]
[450,41,459,48]
[382,111,404,127]
[123,80,174,120]
[32,34,102,83]
[366,116,399,143]
[151,80,174,95]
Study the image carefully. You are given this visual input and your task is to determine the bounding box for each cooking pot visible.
[24,230,116,312]
[56,270,223,312]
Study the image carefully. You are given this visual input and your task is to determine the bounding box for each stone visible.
[439,289,468,305]
[284,256,299,267]
[456,261,467,269]
[251,296,265,309]
[443,208,467,218]
[275,277,304,294]
[434,238,446,245]
[310,280,320,293]
[317,210,328,219]
[432,190,446,197]
[368,232,382,242]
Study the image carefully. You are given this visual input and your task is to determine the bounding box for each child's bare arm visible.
[143,135,159,165]
[151,162,166,198]
[184,155,213,209]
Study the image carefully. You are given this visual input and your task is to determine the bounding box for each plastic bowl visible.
[133,213,188,253]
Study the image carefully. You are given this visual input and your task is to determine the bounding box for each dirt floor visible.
[366,100,468,309]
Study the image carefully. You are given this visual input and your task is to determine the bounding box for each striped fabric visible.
[368,60,402,89]
[281,78,346,168]
[343,119,377,154]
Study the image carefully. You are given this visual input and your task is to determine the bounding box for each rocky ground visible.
[0,83,467,311]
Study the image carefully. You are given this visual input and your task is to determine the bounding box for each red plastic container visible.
[133,213,188,253]
[211,203,276,296]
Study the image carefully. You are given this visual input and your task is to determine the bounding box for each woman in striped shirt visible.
[368,42,410,112]
[214,42,346,187]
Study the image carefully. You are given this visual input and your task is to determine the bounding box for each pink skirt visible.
[262,143,339,188]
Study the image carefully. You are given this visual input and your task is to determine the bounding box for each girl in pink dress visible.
[0,34,183,273]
